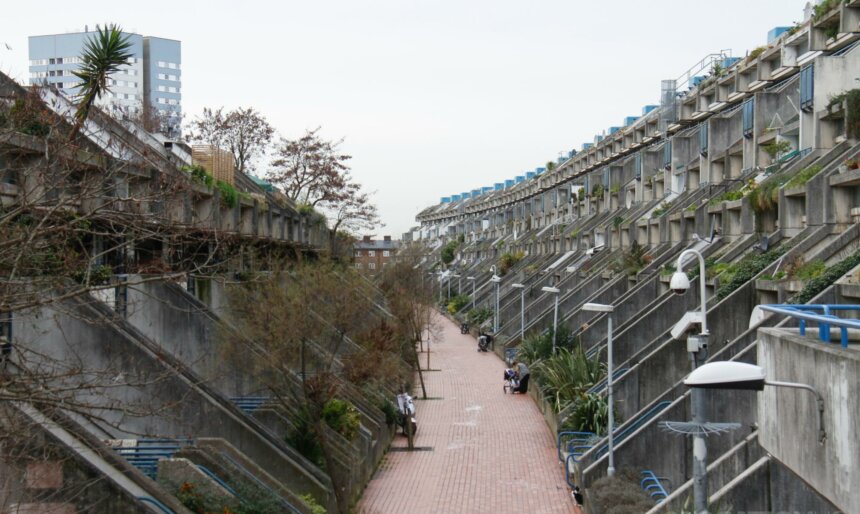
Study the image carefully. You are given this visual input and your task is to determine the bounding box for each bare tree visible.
[226,261,407,513]
[266,128,351,207]
[266,128,380,251]
[187,106,275,174]
[377,245,437,402]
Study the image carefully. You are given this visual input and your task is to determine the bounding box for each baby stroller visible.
[503,368,520,393]
[477,332,494,352]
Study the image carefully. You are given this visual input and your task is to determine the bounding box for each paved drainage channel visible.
[388,447,434,452]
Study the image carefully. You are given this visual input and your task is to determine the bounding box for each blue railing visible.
[197,465,237,495]
[137,497,175,514]
[759,304,860,348]
[557,431,596,462]
[230,396,272,414]
[565,402,672,463]
[640,470,671,501]
[219,451,304,514]
[587,368,629,395]
[113,439,192,479]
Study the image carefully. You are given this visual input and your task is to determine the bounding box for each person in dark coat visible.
[512,360,530,393]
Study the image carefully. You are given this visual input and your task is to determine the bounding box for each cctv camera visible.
[670,271,690,295]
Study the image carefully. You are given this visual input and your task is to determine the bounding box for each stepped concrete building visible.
[416,2,860,512]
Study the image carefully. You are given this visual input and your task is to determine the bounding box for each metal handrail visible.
[137,497,175,514]
[759,304,860,348]
[197,465,237,496]
[556,431,595,461]
[640,470,671,501]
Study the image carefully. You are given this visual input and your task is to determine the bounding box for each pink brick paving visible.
[357,311,576,514]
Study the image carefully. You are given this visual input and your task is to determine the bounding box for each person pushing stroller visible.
[508,360,529,393]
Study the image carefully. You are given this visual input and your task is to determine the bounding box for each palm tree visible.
[71,24,133,130]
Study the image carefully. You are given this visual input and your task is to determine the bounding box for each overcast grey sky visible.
[1,0,807,237]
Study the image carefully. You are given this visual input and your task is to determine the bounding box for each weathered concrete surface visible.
[758,328,860,513]
[12,293,336,511]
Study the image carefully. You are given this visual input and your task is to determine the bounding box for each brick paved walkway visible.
[357,310,576,514]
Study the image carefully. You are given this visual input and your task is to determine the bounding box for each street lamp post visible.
[541,286,561,353]
[467,276,476,310]
[669,248,710,513]
[511,283,525,341]
[582,302,616,477]
[490,270,501,333]
[436,271,443,304]
[684,361,826,444]
[446,272,451,301]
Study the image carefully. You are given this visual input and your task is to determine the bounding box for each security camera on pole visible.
[668,248,711,514]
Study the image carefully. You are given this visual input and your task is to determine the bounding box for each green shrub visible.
[793,259,826,281]
[378,399,398,426]
[519,325,577,365]
[286,411,325,467]
[591,183,605,199]
[716,246,787,299]
[440,241,458,265]
[748,46,767,61]
[789,248,860,304]
[300,494,327,514]
[847,89,860,140]
[652,200,674,217]
[498,251,524,275]
[9,98,50,137]
[813,0,840,20]
[321,398,361,441]
[297,202,315,215]
[466,307,493,325]
[72,264,113,285]
[613,241,652,277]
[180,164,214,187]
[447,294,471,314]
[535,347,605,413]
[708,189,745,206]
[763,140,792,159]
[784,164,824,190]
[216,180,239,208]
[562,392,612,435]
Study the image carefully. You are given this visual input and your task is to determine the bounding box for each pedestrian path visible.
[357,310,576,514]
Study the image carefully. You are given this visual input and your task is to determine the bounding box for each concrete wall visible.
[758,327,860,513]
[12,294,337,511]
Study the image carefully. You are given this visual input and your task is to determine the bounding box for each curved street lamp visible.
[582,302,616,477]
[490,267,501,333]
[685,361,826,443]
[669,247,710,513]
[511,283,525,341]
[541,286,561,353]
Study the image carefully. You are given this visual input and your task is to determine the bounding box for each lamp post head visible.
[466,276,475,281]
[541,286,560,294]
[670,271,691,295]
[684,361,766,391]
[511,283,525,289]
[582,302,614,313]
[490,275,502,283]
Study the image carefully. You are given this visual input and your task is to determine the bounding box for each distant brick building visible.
[354,235,398,274]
